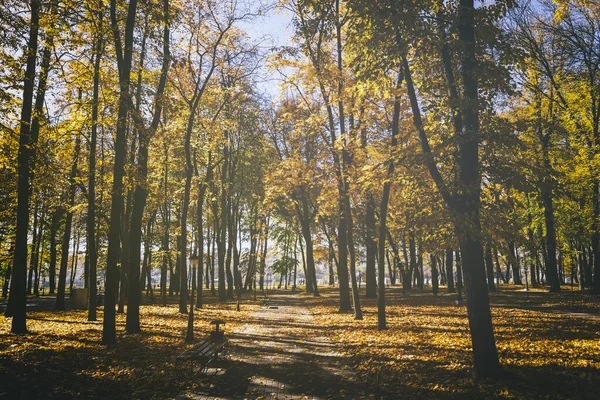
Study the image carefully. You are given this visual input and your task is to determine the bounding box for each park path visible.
[175,291,373,400]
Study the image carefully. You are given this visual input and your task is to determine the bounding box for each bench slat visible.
[176,333,228,380]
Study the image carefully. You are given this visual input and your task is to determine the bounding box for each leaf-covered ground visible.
[0,294,258,399]
[2,287,599,399]
[306,286,600,399]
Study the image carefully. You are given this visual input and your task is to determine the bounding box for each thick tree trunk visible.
[127,0,169,330]
[118,168,134,313]
[6,0,40,332]
[455,0,501,376]
[103,0,139,345]
[542,170,560,292]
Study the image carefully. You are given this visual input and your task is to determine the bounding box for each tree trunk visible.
[430,254,439,295]
[33,214,44,297]
[217,157,227,302]
[445,248,455,293]
[69,228,80,293]
[3,240,14,299]
[225,198,234,299]
[455,0,501,375]
[365,196,377,298]
[485,244,496,292]
[508,242,522,285]
[6,0,40,332]
[386,251,395,286]
[28,204,40,294]
[87,4,102,321]
[103,0,139,345]
[377,76,402,328]
[299,196,319,295]
[126,0,169,330]
[343,183,362,319]
[196,183,206,308]
[56,133,81,311]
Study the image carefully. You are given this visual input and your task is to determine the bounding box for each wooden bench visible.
[176,319,228,379]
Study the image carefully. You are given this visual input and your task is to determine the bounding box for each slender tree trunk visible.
[430,254,438,295]
[508,242,522,285]
[87,4,103,321]
[28,204,40,294]
[56,133,81,311]
[35,234,43,297]
[259,216,269,292]
[3,240,14,300]
[485,244,496,292]
[299,196,319,295]
[446,248,455,293]
[593,184,600,294]
[417,238,424,290]
[225,196,235,299]
[400,236,411,293]
[161,143,170,306]
[344,190,362,319]
[365,194,377,298]
[386,251,394,286]
[33,215,44,298]
[196,184,206,308]
[377,75,402,329]
[69,228,80,293]
[217,158,227,302]
[328,244,335,286]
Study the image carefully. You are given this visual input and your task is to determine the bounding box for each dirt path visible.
[176,291,373,400]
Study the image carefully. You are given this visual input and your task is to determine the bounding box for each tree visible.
[5,0,41,333]
[103,0,139,345]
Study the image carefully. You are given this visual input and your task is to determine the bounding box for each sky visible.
[237,4,295,99]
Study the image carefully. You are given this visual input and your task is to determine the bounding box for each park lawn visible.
[307,286,600,399]
[0,294,259,399]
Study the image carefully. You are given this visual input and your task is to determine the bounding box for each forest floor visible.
[306,285,600,399]
[0,291,260,399]
[177,292,372,400]
[1,285,599,399]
